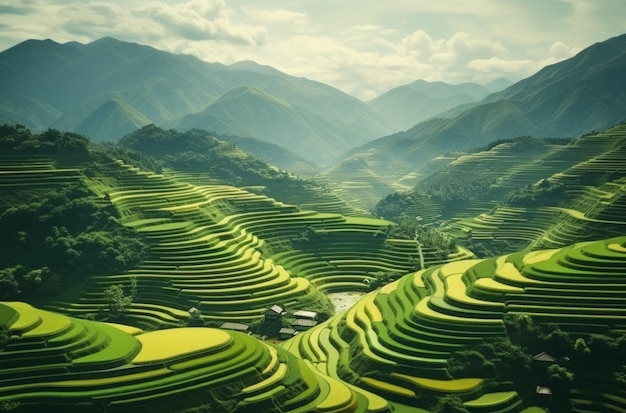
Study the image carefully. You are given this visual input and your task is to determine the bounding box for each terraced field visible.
[2,156,466,328]
[0,154,83,190]
[3,126,626,412]
[444,125,626,252]
[0,301,380,413]
[286,236,626,412]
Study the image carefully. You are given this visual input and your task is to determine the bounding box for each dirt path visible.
[326,291,366,313]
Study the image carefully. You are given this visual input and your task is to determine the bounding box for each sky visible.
[1,0,625,100]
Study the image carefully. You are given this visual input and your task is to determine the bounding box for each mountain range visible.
[338,33,626,179]
[366,77,512,131]
[0,37,392,165]
[1,34,626,175]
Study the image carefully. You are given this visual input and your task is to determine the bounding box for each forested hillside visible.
[374,124,626,257]
[0,125,149,301]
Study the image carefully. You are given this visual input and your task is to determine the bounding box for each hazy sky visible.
[1,0,625,99]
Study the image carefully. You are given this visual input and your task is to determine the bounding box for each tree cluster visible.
[0,124,89,156]
[385,216,457,259]
[119,125,312,200]
[0,182,150,300]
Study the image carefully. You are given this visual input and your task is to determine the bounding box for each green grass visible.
[463,391,518,408]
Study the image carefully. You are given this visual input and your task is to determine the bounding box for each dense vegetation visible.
[0,125,150,300]
[118,125,341,205]
[0,124,90,156]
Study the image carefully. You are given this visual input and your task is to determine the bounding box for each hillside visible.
[288,236,626,412]
[0,37,392,165]
[367,79,511,132]
[171,86,366,164]
[374,124,626,257]
[216,133,318,176]
[1,123,626,412]
[117,125,357,212]
[335,33,626,180]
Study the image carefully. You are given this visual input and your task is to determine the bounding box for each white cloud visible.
[242,6,311,33]
[1,0,625,100]
[549,41,581,59]
[137,0,266,45]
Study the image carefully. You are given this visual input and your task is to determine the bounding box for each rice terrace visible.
[2,21,626,413]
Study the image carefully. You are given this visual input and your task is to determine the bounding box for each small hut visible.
[264,304,285,322]
[220,322,251,334]
[535,386,553,405]
[278,327,298,340]
[532,351,557,372]
[294,310,318,321]
[292,318,318,331]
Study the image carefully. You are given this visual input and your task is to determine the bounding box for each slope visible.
[288,236,626,411]
[367,80,498,132]
[336,33,626,180]
[0,37,394,165]
[373,123,626,257]
[172,86,366,165]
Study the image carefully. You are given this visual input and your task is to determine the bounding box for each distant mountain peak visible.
[211,85,292,108]
[228,60,284,76]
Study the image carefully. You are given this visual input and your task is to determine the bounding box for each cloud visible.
[138,0,266,45]
[8,0,266,47]
[549,41,581,59]
[243,6,311,33]
[1,0,625,100]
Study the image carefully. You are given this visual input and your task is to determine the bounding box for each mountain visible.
[172,85,371,164]
[0,37,393,164]
[217,133,318,175]
[54,98,153,140]
[337,33,626,179]
[367,79,498,131]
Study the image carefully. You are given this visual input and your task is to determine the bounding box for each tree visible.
[433,396,470,413]
[103,283,134,317]
[547,364,574,389]
[515,313,532,349]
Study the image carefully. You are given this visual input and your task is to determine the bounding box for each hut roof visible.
[220,322,250,332]
[533,351,556,363]
[294,310,318,320]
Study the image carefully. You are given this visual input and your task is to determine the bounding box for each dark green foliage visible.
[118,125,329,205]
[416,172,499,211]
[384,216,457,259]
[547,364,574,387]
[103,281,136,318]
[448,336,532,387]
[372,191,434,222]
[0,124,89,156]
[94,142,162,173]
[448,348,497,378]
[503,179,568,207]
[478,135,572,152]
[432,396,470,413]
[0,326,8,351]
[120,125,285,183]
[0,181,149,300]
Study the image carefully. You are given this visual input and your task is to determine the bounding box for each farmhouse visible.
[188,307,201,319]
[279,327,298,340]
[293,310,318,321]
[265,304,285,321]
[292,318,318,331]
[532,351,557,371]
[220,322,251,334]
[535,385,553,405]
